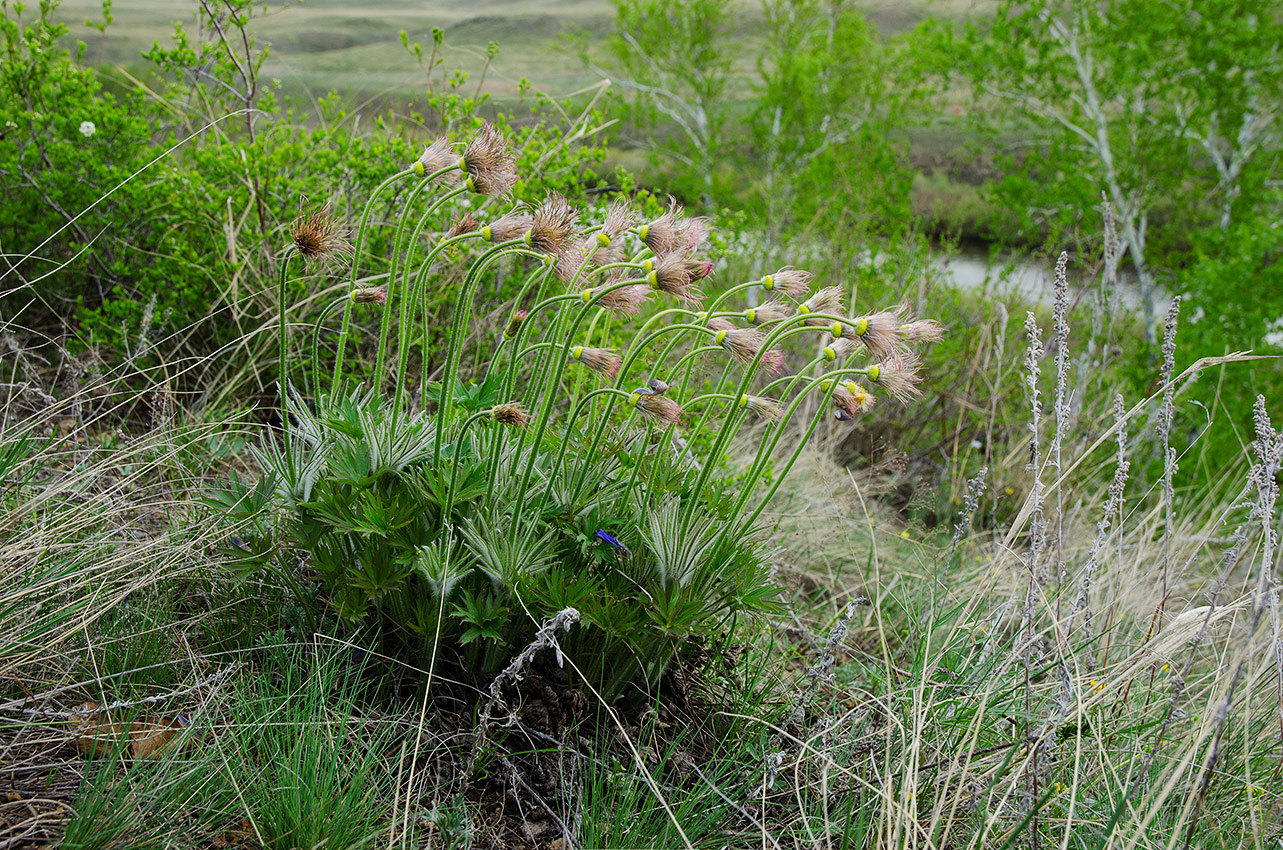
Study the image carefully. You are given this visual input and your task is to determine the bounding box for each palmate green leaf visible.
[462,508,558,587]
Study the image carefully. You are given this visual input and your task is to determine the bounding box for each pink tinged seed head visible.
[639,197,711,255]
[599,200,638,241]
[569,345,621,379]
[446,211,480,239]
[901,318,944,343]
[712,324,785,374]
[595,283,651,315]
[462,122,518,197]
[846,310,905,360]
[761,267,812,297]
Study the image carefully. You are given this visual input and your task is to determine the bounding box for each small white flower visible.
[79,121,96,138]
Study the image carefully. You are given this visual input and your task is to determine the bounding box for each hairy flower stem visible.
[510,279,659,511]
[331,167,414,394]
[277,253,295,472]
[311,295,347,402]
[392,230,478,425]
[433,241,543,457]
[688,312,850,507]
[376,183,469,396]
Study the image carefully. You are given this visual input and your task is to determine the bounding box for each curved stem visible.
[277,253,295,472]
[332,167,415,394]
[311,295,347,403]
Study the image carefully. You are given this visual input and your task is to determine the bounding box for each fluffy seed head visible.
[598,200,637,241]
[414,138,460,180]
[482,210,532,244]
[351,287,386,305]
[739,394,784,422]
[528,193,580,254]
[647,253,704,306]
[462,122,518,197]
[901,318,944,343]
[761,267,812,297]
[569,345,621,379]
[867,353,924,404]
[491,401,531,427]
[744,299,791,325]
[594,283,651,315]
[447,211,480,239]
[797,286,844,319]
[711,323,784,374]
[846,304,909,360]
[639,197,709,255]
[822,379,876,416]
[289,204,351,263]
[821,337,857,361]
[631,391,683,426]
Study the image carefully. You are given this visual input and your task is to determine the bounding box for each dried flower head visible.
[598,200,637,242]
[710,321,784,374]
[569,345,621,379]
[647,378,670,394]
[554,241,594,284]
[639,197,709,255]
[841,308,904,360]
[867,353,923,404]
[744,299,791,325]
[462,122,518,197]
[761,267,812,297]
[491,401,531,427]
[796,286,844,320]
[631,390,683,426]
[901,318,944,343]
[351,287,386,305]
[647,254,704,306]
[739,394,784,421]
[503,310,528,341]
[414,138,461,180]
[481,210,532,244]
[589,283,651,315]
[289,204,351,263]
[528,193,580,254]
[822,378,876,416]
[447,211,480,239]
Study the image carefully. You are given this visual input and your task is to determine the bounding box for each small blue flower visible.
[594,529,630,554]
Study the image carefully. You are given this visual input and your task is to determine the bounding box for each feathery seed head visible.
[482,211,532,244]
[491,401,531,427]
[847,305,907,359]
[797,286,844,318]
[744,299,790,325]
[596,283,651,315]
[289,204,351,263]
[569,345,621,379]
[761,267,812,297]
[639,197,709,255]
[648,253,703,306]
[351,287,386,306]
[462,122,517,197]
[599,200,637,241]
[867,353,923,403]
[714,324,784,373]
[821,337,857,361]
[447,211,480,239]
[739,394,784,421]
[528,193,580,254]
[414,138,461,180]
[631,391,683,426]
[900,318,944,343]
[821,378,876,416]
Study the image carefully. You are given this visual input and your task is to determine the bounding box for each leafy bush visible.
[213,126,944,699]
